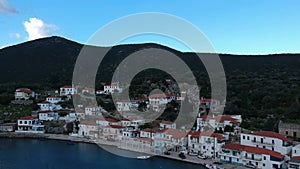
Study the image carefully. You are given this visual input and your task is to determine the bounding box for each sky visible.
[0,0,300,54]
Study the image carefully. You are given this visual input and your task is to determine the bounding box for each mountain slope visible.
[1,36,300,129]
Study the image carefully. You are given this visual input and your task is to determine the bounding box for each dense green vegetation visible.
[1,36,300,131]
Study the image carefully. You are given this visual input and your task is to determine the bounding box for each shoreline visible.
[0,132,210,168]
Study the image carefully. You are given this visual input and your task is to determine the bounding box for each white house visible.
[38,110,59,121]
[220,143,285,169]
[103,125,125,140]
[37,101,59,111]
[103,83,122,94]
[46,96,62,104]
[120,118,145,129]
[240,131,293,155]
[84,106,103,116]
[188,131,225,158]
[15,88,34,100]
[289,156,300,169]
[116,100,138,112]
[60,85,77,96]
[196,115,241,131]
[96,117,120,126]
[153,128,188,154]
[16,116,44,133]
[148,93,176,112]
[159,121,176,129]
[289,144,300,169]
[78,120,99,138]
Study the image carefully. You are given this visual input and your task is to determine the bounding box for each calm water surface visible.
[0,138,205,169]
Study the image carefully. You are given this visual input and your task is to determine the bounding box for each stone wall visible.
[278,121,300,138]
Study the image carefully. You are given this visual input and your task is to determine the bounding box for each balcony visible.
[251,139,274,145]
[244,156,262,161]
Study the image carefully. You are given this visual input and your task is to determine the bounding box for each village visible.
[0,83,300,169]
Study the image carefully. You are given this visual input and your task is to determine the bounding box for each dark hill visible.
[1,36,300,130]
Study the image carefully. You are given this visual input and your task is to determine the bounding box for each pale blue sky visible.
[0,0,300,54]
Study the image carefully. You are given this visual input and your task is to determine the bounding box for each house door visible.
[229,157,232,163]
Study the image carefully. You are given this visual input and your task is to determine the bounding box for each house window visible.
[272,140,274,144]
[256,162,258,166]
[286,131,288,135]
[294,132,297,137]
[264,156,266,160]
[263,163,265,167]
[24,121,27,124]
[243,135,245,139]
[254,137,256,142]
[261,138,263,143]
[247,136,250,140]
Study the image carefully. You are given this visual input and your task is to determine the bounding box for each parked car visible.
[189,152,198,156]
[245,163,256,168]
[178,152,186,159]
[197,155,207,159]
[164,151,170,155]
[213,161,223,165]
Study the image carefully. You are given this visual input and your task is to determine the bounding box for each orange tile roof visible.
[189,131,225,140]
[165,128,187,139]
[253,131,292,142]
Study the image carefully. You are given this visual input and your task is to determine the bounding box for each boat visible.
[136,156,151,159]
[67,141,75,145]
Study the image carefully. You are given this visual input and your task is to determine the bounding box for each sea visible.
[0,138,205,169]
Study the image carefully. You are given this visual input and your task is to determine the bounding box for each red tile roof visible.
[199,115,239,124]
[61,85,73,88]
[106,125,124,129]
[149,93,174,98]
[165,128,187,139]
[39,110,53,113]
[142,128,167,133]
[160,121,175,125]
[97,117,119,123]
[253,131,292,142]
[189,131,225,140]
[292,156,300,160]
[38,101,51,104]
[16,88,32,94]
[19,116,35,120]
[222,143,284,159]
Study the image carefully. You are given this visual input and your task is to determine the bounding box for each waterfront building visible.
[220,143,285,169]
[16,116,44,133]
[188,131,225,158]
[240,131,293,156]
